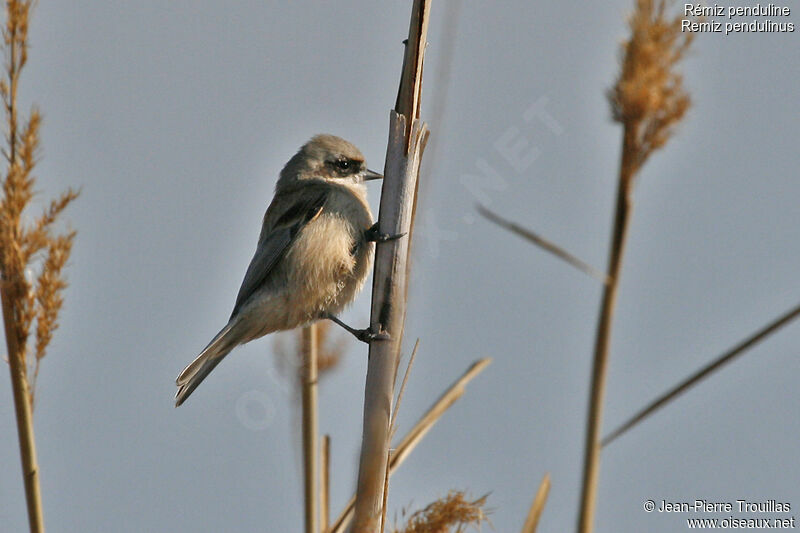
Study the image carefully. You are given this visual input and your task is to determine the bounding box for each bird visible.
[175,134,400,406]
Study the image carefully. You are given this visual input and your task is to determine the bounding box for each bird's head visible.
[278,134,382,190]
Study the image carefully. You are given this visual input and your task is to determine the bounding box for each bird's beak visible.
[363,169,383,181]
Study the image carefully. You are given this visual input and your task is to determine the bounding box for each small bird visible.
[175,134,398,406]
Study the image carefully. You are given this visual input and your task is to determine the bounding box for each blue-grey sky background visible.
[1,1,798,532]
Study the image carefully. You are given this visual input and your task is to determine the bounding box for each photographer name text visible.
[658,499,791,513]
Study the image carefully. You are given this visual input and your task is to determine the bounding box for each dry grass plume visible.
[609,0,693,176]
[1,0,79,407]
[578,1,693,532]
[1,2,78,531]
[393,492,490,533]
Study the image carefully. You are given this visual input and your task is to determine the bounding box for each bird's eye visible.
[336,159,351,170]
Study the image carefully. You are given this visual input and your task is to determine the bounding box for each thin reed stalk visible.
[577,126,635,533]
[2,291,43,532]
[477,204,610,284]
[301,324,319,533]
[351,0,432,531]
[321,435,331,533]
[577,2,692,531]
[602,301,800,446]
[521,473,551,533]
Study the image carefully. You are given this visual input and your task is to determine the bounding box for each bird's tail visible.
[175,322,237,407]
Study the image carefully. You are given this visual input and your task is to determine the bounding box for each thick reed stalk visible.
[351,1,431,531]
[352,116,428,533]
[301,324,319,533]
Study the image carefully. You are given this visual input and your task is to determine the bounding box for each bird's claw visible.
[365,223,405,243]
[354,327,392,344]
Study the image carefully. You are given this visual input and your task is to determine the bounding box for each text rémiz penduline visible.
[683,3,795,34]
[686,3,790,17]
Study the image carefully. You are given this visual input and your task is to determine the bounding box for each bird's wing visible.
[230,188,328,318]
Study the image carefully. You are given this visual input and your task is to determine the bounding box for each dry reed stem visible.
[354,113,428,533]
[313,320,347,375]
[1,288,42,532]
[382,339,420,533]
[274,321,343,533]
[477,205,610,284]
[1,2,78,531]
[602,301,800,447]
[274,321,345,384]
[302,324,320,533]
[576,131,633,533]
[273,320,344,484]
[393,491,490,533]
[353,0,431,529]
[321,434,331,533]
[578,2,692,532]
[330,358,491,533]
[380,452,392,533]
[389,338,420,440]
[389,358,490,469]
[521,473,550,533]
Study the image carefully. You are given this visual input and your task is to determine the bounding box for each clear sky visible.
[1,1,798,532]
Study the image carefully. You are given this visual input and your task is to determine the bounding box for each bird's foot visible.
[365,222,405,243]
[324,314,391,344]
[353,327,391,344]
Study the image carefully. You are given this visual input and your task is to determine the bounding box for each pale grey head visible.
[277,134,382,190]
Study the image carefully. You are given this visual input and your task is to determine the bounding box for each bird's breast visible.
[283,188,373,321]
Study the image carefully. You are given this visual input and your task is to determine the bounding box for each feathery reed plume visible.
[608,0,693,176]
[392,492,490,533]
[0,1,79,531]
[578,2,692,532]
